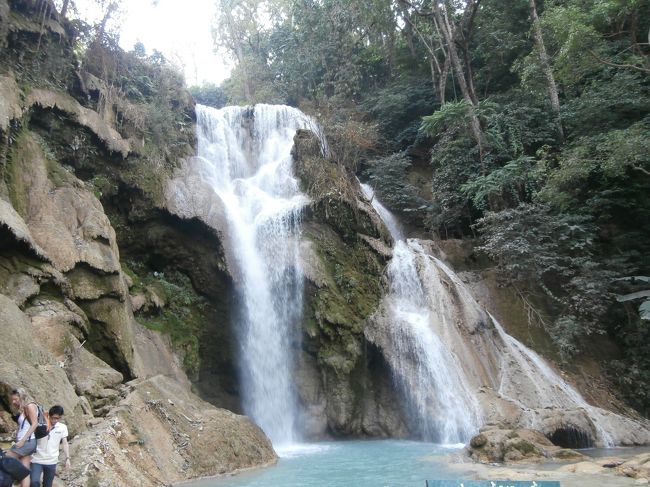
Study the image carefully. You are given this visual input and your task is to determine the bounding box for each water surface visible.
[185,440,462,487]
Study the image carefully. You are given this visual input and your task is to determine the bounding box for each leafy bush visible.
[475,204,616,357]
[364,152,430,218]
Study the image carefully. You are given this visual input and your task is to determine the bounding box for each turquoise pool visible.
[183,440,464,487]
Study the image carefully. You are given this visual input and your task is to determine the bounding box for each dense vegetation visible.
[211,0,650,415]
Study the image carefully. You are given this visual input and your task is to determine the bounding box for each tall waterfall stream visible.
[195,104,318,446]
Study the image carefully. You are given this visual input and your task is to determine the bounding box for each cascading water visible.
[361,184,481,444]
[195,104,318,446]
[361,184,648,447]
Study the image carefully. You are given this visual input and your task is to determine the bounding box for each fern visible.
[420,100,471,136]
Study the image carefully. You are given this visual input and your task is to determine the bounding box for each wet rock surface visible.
[448,447,650,487]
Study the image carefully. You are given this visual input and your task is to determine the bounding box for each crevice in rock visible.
[0,224,43,259]
[547,426,594,449]
[84,315,134,381]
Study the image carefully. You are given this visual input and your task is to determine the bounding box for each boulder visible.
[66,266,127,301]
[615,453,650,480]
[26,299,89,348]
[65,338,123,401]
[61,375,277,487]
[467,428,586,464]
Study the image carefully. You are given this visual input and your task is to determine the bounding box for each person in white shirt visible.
[29,406,70,487]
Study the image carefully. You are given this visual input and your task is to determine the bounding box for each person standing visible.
[6,389,38,487]
[29,406,70,487]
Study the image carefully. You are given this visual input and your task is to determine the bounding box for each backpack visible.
[33,404,51,439]
[23,402,50,440]
[0,451,30,485]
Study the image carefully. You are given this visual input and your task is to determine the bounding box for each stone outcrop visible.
[61,375,276,487]
[25,89,131,158]
[291,130,409,438]
[466,428,586,464]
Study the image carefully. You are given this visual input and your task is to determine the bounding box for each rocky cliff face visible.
[290,130,410,438]
[0,1,275,484]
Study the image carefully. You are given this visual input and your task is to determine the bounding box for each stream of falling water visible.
[361,184,481,443]
[361,183,629,447]
[195,104,318,446]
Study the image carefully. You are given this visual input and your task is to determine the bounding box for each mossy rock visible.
[302,222,384,377]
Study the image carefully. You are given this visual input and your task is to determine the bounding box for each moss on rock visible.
[303,222,384,376]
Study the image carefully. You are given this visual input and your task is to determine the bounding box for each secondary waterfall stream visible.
[362,184,481,443]
[361,184,635,447]
[195,104,317,446]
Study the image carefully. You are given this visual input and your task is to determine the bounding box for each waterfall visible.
[361,184,481,443]
[361,184,646,447]
[195,104,317,446]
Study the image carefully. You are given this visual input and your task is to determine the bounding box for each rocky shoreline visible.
[446,448,650,487]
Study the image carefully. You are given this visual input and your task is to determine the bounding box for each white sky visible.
[70,0,233,86]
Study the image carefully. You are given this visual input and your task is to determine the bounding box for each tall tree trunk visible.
[529,0,564,142]
[398,1,418,58]
[432,3,485,163]
[60,0,70,17]
[97,1,119,39]
[400,4,446,103]
[234,42,252,102]
[439,56,451,104]
[429,55,438,101]
[457,0,481,105]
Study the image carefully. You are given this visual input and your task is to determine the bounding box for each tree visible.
[528,0,564,141]
[402,0,486,162]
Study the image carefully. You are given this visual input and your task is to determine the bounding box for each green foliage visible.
[79,37,194,166]
[364,152,430,217]
[461,156,539,210]
[420,100,471,135]
[428,131,480,237]
[562,71,650,137]
[475,204,616,357]
[128,263,208,375]
[188,83,228,109]
[362,76,436,149]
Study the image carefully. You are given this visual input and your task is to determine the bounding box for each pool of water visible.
[182,440,464,487]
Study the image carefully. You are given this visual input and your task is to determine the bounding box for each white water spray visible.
[362,184,481,443]
[360,184,649,447]
[195,104,318,446]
